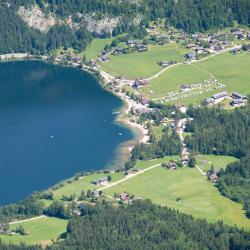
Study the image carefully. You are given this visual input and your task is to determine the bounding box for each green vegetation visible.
[145,52,250,104]
[52,172,124,200]
[0,217,67,246]
[196,154,238,172]
[105,165,250,228]
[100,43,187,79]
[81,37,115,61]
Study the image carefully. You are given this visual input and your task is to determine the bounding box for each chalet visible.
[186,43,197,49]
[119,192,129,202]
[185,53,196,61]
[212,91,228,103]
[100,55,109,62]
[132,80,149,89]
[175,104,187,113]
[206,98,215,106]
[210,173,219,182]
[232,92,246,100]
[213,45,223,51]
[137,44,148,52]
[231,99,245,107]
[90,176,108,185]
[196,46,204,53]
[159,61,170,67]
[167,162,177,170]
[127,40,135,47]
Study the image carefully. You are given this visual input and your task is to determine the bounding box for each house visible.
[231,48,241,54]
[186,43,197,49]
[232,92,246,100]
[132,80,149,89]
[127,40,135,47]
[196,46,204,53]
[90,176,108,185]
[185,53,196,61]
[231,99,245,107]
[175,104,187,113]
[100,55,109,62]
[167,162,177,170]
[137,44,148,52]
[119,192,129,202]
[210,173,219,182]
[159,61,170,67]
[91,190,100,197]
[247,33,250,40]
[213,45,223,51]
[212,91,228,103]
[206,98,215,106]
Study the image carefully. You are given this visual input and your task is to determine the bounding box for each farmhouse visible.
[212,91,228,103]
[119,192,129,202]
[185,53,197,61]
[90,176,108,185]
[167,162,177,170]
[232,92,246,100]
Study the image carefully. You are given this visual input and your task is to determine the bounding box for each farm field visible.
[100,43,187,79]
[81,37,115,60]
[196,154,238,172]
[51,171,124,200]
[144,51,250,104]
[0,217,67,246]
[105,160,250,228]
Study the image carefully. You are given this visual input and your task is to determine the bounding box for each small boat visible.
[112,111,121,115]
[118,133,123,136]
[50,135,54,139]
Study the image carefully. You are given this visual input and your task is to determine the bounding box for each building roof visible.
[212,91,228,99]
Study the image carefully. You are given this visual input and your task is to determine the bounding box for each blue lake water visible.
[0,61,133,205]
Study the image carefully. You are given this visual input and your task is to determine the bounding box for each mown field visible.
[145,51,250,104]
[100,43,187,79]
[105,156,250,229]
[0,217,67,246]
[51,171,124,200]
[81,37,115,60]
[196,154,238,172]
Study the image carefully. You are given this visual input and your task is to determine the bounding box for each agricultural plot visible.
[105,162,250,228]
[144,51,250,104]
[100,43,187,79]
[196,155,238,172]
[51,171,124,200]
[0,217,67,246]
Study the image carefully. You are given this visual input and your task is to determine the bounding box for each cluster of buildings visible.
[54,50,82,67]
[206,91,247,107]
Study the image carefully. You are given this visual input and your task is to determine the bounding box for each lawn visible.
[100,43,187,79]
[80,37,115,60]
[52,171,124,200]
[196,154,238,172]
[105,164,250,228]
[0,217,67,246]
[144,51,250,104]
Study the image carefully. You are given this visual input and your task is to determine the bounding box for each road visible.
[97,163,162,191]
[9,215,47,225]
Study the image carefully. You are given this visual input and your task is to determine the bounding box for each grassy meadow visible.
[100,43,187,79]
[105,158,250,229]
[0,217,67,246]
[144,51,250,104]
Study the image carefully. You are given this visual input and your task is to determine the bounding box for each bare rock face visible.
[18,5,57,32]
[78,13,121,36]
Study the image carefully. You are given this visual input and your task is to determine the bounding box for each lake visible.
[0,61,133,205]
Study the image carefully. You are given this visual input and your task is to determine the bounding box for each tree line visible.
[1,200,250,250]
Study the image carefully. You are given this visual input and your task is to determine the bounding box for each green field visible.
[100,43,187,79]
[52,171,124,200]
[145,51,250,104]
[0,217,67,246]
[81,37,115,60]
[196,154,238,172]
[105,158,250,228]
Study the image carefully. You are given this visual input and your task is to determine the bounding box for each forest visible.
[0,0,250,54]
[1,200,250,250]
[185,103,250,218]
